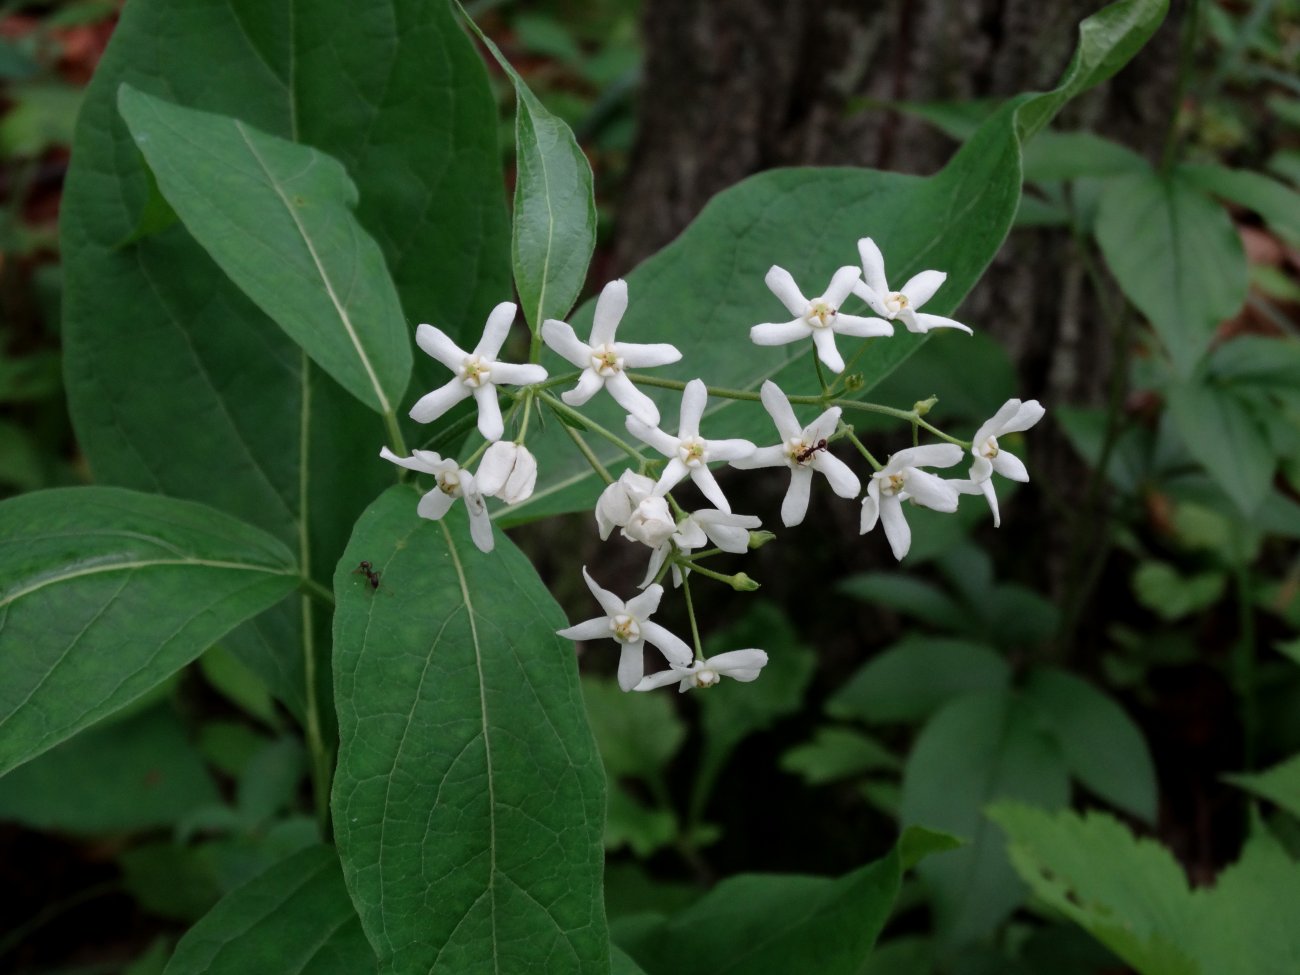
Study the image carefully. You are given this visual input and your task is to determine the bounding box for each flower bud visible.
[595,470,656,540]
[912,395,938,417]
[622,495,676,548]
[747,530,777,550]
[729,572,761,592]
[475,441,538,504]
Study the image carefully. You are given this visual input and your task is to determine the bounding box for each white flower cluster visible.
[379,237,1044,695]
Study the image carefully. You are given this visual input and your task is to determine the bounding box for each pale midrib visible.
[0,558,292,609]
[440,521,500,975]
[233,120,392,415]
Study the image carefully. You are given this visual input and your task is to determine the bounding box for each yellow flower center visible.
[804,300,837,329]
[591,344,623,377]
[459,356,491,388]
[610,614,641,644]
[437,471,463,497]
[678,436,707,468]
[884,292,909,316]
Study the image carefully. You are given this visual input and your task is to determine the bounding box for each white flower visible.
[557,567,694,691]
[859,444,964,561]
[624,495,676,548]
[750,265,894,373]
[379,446,494,553]
[475,441,538,504]
[541,280,682,426]
[640,508,762,588]
[625,379,755,513]
[633,649,769,693]
[410,301,548,442]
[594,470,658,540]
[730,380,861,526]
[852,238,972,335]
[958,398,1045,527]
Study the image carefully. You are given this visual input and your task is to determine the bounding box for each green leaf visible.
[164,846,375,975]
[1132,560,1228,619]
[582,674,686,780]
[606,788,678,857]
[1094,168,1247,376]
[1165,381,1275,515]
[901,691,1070,951]
[1022,131,1147,183]
[0,705,218,833]
[508,0,1169,521]
[617,827,954,975]
[200,644,279,727]
[62,0,509,719]
[838,573,965,628]
[332,487,609,974]
[1178,163,1300,247]
[0,487,297,775]
[1023,668,1157,822]
[459,5,596,331]
[117,85,411,416]
[828,636,1010,725]
[1226,753,1300,820]
[780,726,900,786]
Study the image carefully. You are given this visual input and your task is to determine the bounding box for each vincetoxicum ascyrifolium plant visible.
[0,0,1170,972]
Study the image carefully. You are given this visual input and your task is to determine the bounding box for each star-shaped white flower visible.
[557,567,693,691]
[541,279,682,426]
[640,508,762,588]
[633,649,769,693]
[379,446,494,553]
[750,265,894,373]
[859,443,964,561]
[625,379,755,513]
[851,238,972,335]
[410,301,548,442]
[957,398,1045,527]
[729,380,861,526]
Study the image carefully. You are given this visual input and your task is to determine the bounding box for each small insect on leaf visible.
[353,560,382,591]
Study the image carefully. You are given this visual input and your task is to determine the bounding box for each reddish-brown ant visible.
[354,560,382,591]
[794,439,829,464]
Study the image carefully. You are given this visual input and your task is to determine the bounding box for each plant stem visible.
[382,408,408,457]
[685,562,751,588]
[515,390,535,443]
[555,414,614,484]
[681,574,705,661]
[835,400,968,446]
[843,427,883,471]
[813,353,830,395]
[626,372,763,403]
[537,390,647,464]
[299,577,335,608]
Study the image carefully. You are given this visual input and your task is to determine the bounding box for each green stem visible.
[533,369,583,392]
[515,390,535,443]
[1160,0,1201,173]
[681,547,724,562]
[555,414,614,484]
[835,400,969,446]
[843,428,883,471]
[382,409,408,457]
[684,562,748,588]
[626,372,763,403]
[299,577,335,609]
[813,353,831,395]
[681,574,705,662]
[537,390,647,464]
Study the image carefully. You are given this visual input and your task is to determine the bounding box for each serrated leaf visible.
[1094,168,1247,376]
[1023,668,1157,822]
[459,5,596,330]
[0,487,297,775]
[331,487,609,974]
[164,846,375,975]
[901,691,1070,951]
[1226,753,1300,820]
[118,85,412,416]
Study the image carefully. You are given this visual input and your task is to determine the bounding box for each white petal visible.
[879,496,912,561]
[416,486,455,521]
[730,443,788,470]
[823,265,864,307]
[852,281,893,319]
[1000,400,1046,435]
[980,476,1002,527]
[617,641,646,692]
[705,438,757,463]
[540,318,591,366]
[408,378,471,424]
[605,370,661,426]
[900,269,946,309]
[678,379,708,438]
[780,467,813,527]
[472,384,504,442]
[765,265,808,317]
[653,457,691,495]
[641,621,694,667]
[694,510,759,552]
[474,441,517,497]
[992,450,1029,482]
[490,362,548,386]
[833,315,895,338]
[811,329,845,373]
[414,323,467,370]
[857,238,889,296]
[671,517,709,551]
[379,445,447,475]
[811,452,860,498]
[903,468,959,512]
[626,416,679,457]
[462,480,494,552]
[474,301,517,358]
[501,453,537,503]
[884,443,964,473]
[591,279,629,347]
[760,380,802,440]
[974,399,1024,445]
[860,489,880,534]
[633,664,696,692]
[581,566,625,618]
[897,308,926,333]
[557,617,609,641]
[689,465,732,513]
[805,406,841,443]
[750,320,812,347]
[619,342,682,369]
[708,649,768,682]
[912,312,973,335]
[968,454,995,483]
[640,544,672,589]
[561,369,605,407]
[626,583,664,619]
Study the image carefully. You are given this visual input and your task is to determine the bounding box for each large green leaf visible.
[1178,163,1300,248]
[1226,753,1300,820]
[616,826,959,975]
[1166,379,1275,515]
[165,845,375,975]
[505,0,1168,522]
[1094,168,1247,377]
[332,487,609,974]
[117,85,411,416]
[62,0,509,715]
[460,6,596,331]
[0,487,297,776]
[900,690,1070,952]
